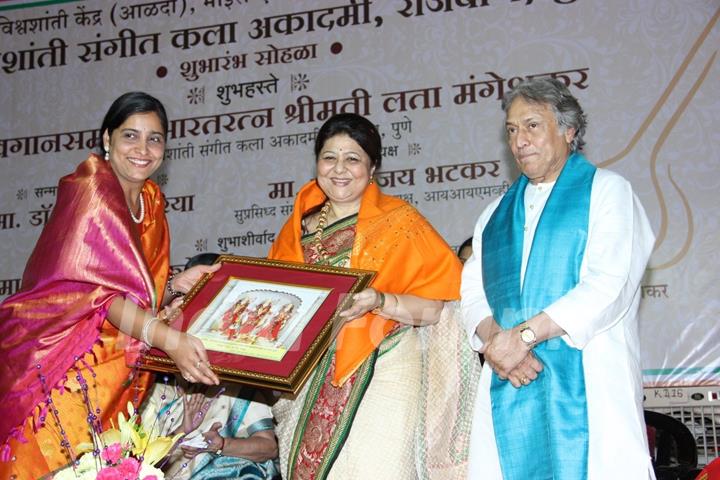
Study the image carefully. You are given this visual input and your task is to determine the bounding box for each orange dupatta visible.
[269,180,462,385]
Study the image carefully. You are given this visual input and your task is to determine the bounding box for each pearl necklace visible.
[129,195,145,224]
[313,203,331,262]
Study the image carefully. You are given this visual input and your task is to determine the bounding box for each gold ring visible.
[521,376,529,385]
[196,360,202,368]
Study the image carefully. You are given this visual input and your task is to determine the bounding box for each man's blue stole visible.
[481,152,596,479]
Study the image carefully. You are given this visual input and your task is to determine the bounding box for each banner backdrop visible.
[0,0,718,387]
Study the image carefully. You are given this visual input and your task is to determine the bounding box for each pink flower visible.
[96,466,124,480]
[116,457,142,477]
[101,443,123,464]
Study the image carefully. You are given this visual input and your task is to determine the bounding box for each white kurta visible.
[461,168,657,479]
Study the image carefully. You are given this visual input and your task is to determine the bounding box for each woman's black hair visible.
[184,252,220,269]
[458,237,474,255]
[313,113,382,171]
[99,91,168,156]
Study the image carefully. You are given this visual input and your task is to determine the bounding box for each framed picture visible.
[141,255,375,393]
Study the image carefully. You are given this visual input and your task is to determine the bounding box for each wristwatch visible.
[518,323,537,348]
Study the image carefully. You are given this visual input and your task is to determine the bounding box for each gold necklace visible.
[313,203,331,262]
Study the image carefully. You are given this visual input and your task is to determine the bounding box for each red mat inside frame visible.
[147,260,361,378]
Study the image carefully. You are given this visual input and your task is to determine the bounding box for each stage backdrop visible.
[0,0,718,387]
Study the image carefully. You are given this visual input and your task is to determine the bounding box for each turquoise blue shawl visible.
[481,152,595,479]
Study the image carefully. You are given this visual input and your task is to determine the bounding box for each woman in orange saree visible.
[268,113,473,479]
[0,92,219,479]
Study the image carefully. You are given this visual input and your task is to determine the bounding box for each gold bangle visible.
[371,291,385,315]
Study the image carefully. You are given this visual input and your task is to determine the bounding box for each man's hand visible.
[483,327,542,386]
[482,327,527,376]
[506,352,543,388]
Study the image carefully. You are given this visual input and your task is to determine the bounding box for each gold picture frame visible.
[141,255,375,393]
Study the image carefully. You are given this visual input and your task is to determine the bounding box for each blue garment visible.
[481,152,596,480]
[157,393,277,480]
[190,455,277,480]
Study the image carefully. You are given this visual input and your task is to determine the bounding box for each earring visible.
[104,146,109,161]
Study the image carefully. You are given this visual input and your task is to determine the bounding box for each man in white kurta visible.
[461,78,656,479]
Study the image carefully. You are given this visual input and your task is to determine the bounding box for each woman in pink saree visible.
[0,92,219,479]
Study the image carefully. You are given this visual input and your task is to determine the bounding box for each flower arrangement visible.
[53,402,183,480]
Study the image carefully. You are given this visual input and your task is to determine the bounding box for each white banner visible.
[0,0,718,386]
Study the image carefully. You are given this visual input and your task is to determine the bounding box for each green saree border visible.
[286,327,409,479]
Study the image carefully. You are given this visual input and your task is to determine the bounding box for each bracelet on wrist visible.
[166,273,183,298]
[371,290,385,315]
[141,316,160,346]
[390,293,399,317]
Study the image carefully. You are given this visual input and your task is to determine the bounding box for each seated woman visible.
[142,381,279,480]
[269,113,464,479]
[0,92,218,479]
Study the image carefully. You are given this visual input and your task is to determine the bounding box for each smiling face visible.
[102,112,166,195]
[316,134,375,211]
[505,97,575,184]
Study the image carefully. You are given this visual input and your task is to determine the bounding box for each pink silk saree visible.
[0,154,168,467]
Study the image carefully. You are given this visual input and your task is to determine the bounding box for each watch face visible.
[521,327,535,344]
